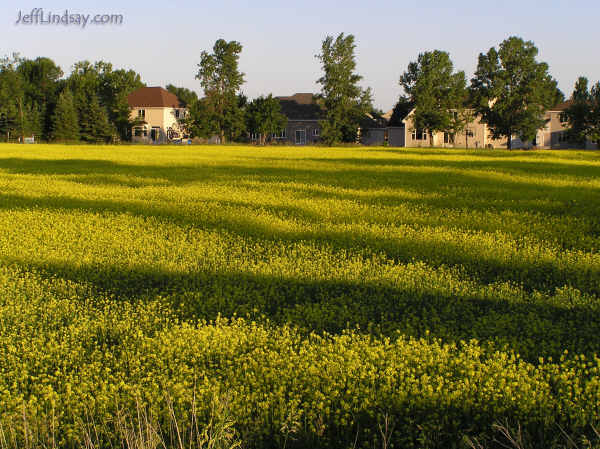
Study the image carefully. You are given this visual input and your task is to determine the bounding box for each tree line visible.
[2,34,599,147]
[0,55,145,143]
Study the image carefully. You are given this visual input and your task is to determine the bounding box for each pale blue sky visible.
[2,0,599,110]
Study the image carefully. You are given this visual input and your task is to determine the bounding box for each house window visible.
[138,109,145,118]
[560,112,568,124]
[134,127,147,137]
[312,128,320,137]
[558,131,569,143]
[250,133,259,141]
[412,129,427,140]
[175,109,180,119]
[466,129,474,138]
[444,132,453,144]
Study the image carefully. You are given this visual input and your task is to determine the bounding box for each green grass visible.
[1,144,600,448]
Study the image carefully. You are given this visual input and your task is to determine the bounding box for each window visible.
[444,132,454,144]
[312,128,320,137]
[466,129,474,138]
[175,109,180,119]
[560,112,568,124]
[558,131,569,143]
[250,133,259,141]
[134,127,147,137]
[412,129,427,140]
[138,109,145,118]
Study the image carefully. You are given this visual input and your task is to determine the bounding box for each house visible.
[389,102,598,150]
[397,108,509,149]
[127,87,187,144]
[275,93,323,145]
[540,101,598,150]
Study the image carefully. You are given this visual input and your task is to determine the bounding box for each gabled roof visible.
[127,87,183,108]
[276,93,324,120]
[548,100,573,112]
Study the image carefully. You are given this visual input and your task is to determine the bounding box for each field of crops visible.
[1,144,600,448]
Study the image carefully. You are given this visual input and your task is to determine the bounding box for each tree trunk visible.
[507,127,512,150]
[429,132,434,147]
[18,98,25,143]
[220,130,225,145]
[465,130,468,149]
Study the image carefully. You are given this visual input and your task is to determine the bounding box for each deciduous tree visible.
[471,36,563,149]
[194,39,245,143]
[245,95,287,145]
[400,50,467,146]
[316,33,372,145]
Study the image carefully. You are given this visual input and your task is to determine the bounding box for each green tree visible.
[245,95,287,145]
[78,92,113,143]
[563,77,593,146]
[400,50,467,146]
[388,95,414,127]
[471,36,563,149]
[194,39,245,143]
[17,57,63,140]
[588,82,600,144]
[52,89,79,142]
[0,54,29,141]
[166,84,198,107]
[316,33,373,145]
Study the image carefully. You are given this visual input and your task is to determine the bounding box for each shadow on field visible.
[1,156,599,191]
[6,255,600,363]
[1,191,599,297]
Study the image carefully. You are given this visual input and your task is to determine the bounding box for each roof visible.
[127,87,183,108]
[276,93,324,120]
[548,100,573,112]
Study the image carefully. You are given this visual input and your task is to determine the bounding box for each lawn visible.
[1,144,600,448]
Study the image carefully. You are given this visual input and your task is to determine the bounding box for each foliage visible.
[194,40,246,143]
[245,94,287,145]
[471,36,564,148]
[316,33,373,145]
[68,60,144,142]
[51,89,79,142]
[16,57,64,140]
[0,55,29,141]
[564,77,600,146]
[0,145,600,448]
[166,84,199,107]
[400,50,467,145]
[388,95,414,127]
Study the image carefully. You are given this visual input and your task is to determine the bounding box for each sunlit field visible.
[1,144,600,448]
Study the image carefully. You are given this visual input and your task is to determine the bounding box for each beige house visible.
[538,101,598,150]
[127,87,187,144]
[399,108,509,149]
[389,102,599,150]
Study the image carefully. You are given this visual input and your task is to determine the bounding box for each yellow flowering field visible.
[1,144,600,448]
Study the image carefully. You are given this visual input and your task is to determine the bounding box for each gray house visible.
[275,93,323,145]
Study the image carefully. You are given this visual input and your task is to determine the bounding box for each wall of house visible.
[285,120,321,145]
[362,128,385,146]
[388,127,405,147]
[402,112,511,149]
[129,107,186,143]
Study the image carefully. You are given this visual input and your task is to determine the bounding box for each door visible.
[151,127,160,142]
[295,129,306,145]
